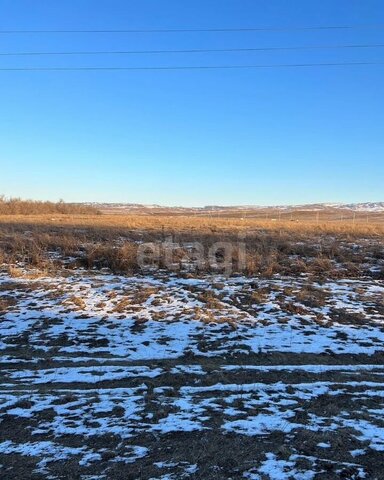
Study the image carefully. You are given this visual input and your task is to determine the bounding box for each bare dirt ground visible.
[0,267,384,479]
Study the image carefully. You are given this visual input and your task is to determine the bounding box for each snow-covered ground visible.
[0,268,383,479]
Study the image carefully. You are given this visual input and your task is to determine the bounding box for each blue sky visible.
[0,0,383,206]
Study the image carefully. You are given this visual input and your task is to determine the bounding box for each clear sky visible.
[0,0,383,206]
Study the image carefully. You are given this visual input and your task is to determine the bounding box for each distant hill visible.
[335,202,384,212]
[85,201,384,215]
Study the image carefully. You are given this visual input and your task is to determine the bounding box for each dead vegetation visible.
[64,296,87,310]
[0,213,382,279]
[0,196,100,215]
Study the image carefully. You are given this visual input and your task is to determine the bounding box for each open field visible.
[0,212,383,479]
[0,213,383,278]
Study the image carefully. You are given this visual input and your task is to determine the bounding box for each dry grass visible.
[65,296,87,310]
[0,196,100,215]
[0,213,383,278]
[0,212,383,234]
[7,265,47,279]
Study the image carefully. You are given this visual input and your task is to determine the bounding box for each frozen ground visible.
[0,268,383,479]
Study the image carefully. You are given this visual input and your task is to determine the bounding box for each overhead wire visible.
[0,61,382,71]
[1,43,384,56]
[1,24,384,34]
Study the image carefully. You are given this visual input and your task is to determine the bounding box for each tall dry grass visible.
[0,196,100,215]
[0,214,382,278]
[0,212,383,236]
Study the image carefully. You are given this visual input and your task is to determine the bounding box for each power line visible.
[1,24,384,34]
[1,43,384,56]
[0,61,382,71]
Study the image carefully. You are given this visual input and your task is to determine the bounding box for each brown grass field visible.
[0,211,383,278]
[1,211,384,233]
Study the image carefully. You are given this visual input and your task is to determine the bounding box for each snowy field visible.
[0,268,383,479]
